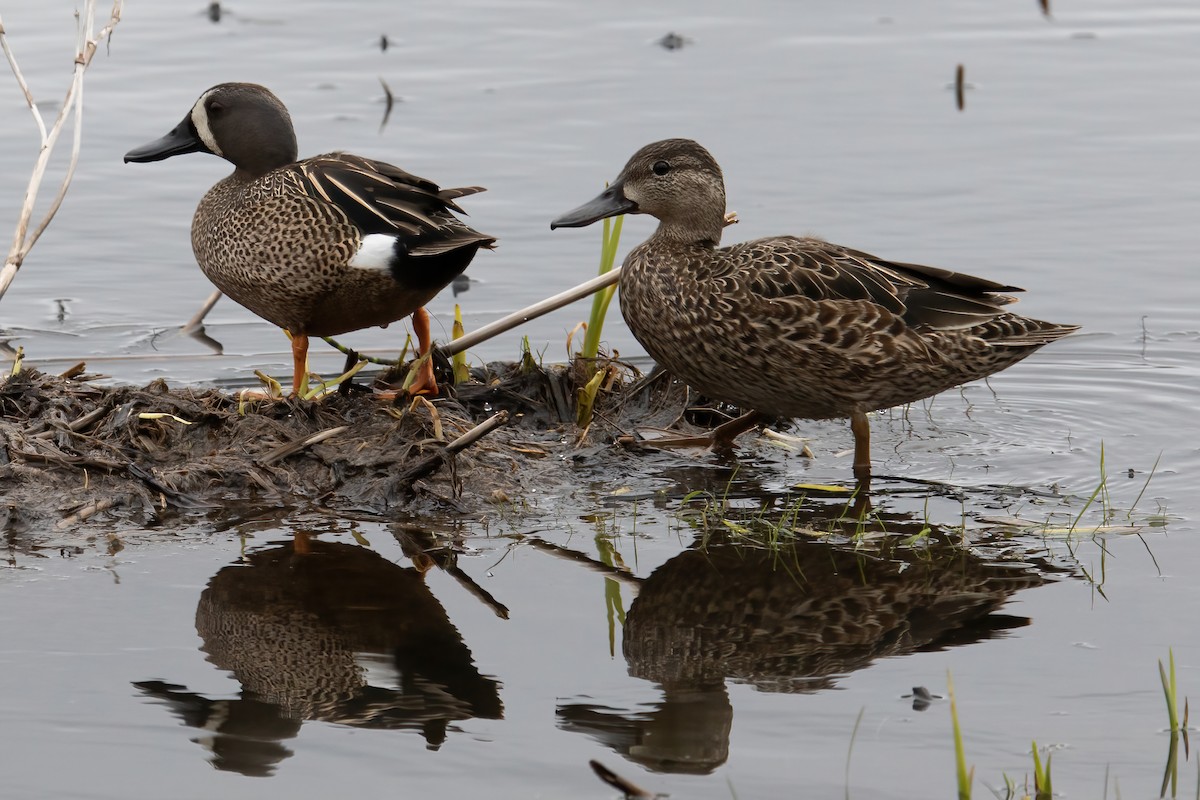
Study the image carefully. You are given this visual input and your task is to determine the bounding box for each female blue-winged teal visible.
[125,82,495,396]
[552,138,1077,480]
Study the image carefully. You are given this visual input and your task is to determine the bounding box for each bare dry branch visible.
[0,1,124,303]
[0,19,48,142]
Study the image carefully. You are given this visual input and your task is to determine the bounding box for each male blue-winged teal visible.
[552,138,1077,480]
[125,82,495,396]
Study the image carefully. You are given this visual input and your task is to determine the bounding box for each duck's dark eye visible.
[208,100,224,115]
[652,160,670,176]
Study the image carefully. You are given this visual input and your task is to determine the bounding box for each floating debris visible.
[380,33,389,52]
[379,76,396,132]
[656,31,690,51]
[947,64,976,110]
[589,760,656,799]
[207,1,221,23]
[904,685,941,711]
[1039,0,1051,19]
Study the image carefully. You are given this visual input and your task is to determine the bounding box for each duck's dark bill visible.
[124,117,209,163]
[550,183,637,229]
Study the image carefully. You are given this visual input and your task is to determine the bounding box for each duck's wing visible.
[295,153,494,249]
[728,237,1024,331]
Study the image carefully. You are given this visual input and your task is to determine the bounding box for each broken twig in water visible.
[588,760,656,799]
[0,1,124,303]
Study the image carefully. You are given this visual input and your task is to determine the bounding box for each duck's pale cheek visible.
[191,99,222,156]
[348,234,398,271]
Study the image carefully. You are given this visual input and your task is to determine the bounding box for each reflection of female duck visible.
[136,538,501,776]
[560,522,1046,774]
[625,535,1043,691]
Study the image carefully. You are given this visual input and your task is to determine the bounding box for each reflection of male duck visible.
[135,538,501,776]
[560,518,1048,774]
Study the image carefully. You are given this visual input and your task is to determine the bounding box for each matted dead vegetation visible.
[0,359,692,532]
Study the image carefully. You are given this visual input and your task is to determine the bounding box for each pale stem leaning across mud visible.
[0,1,124,303]
[437,268,622,358]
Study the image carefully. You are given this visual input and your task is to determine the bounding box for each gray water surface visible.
[1,1,1198,797]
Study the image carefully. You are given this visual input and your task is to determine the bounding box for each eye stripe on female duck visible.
[125,82,495,396]
[552,138,1077,481]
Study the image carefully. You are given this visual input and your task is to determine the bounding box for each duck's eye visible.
[652,160,670,176]
[208,100,224,115]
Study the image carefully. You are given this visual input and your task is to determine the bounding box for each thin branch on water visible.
[0,1,124,304]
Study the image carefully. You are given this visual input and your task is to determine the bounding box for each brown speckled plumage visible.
[126,82,494,393]
[553,139,1077,476]
[189,152,489,337]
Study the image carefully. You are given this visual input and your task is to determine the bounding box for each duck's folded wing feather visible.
[296,154,486,237]
[726,237,1026,332]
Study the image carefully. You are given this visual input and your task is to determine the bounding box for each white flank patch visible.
[349,234,397,271]
[191,90,222,156]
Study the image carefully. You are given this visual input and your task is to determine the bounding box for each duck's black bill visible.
[550,182,637,229]
[124,116,209,163]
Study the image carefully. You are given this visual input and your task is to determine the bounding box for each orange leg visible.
[291,333,309,396]
[293,530,312,555]
[407,306,439,396]
[850,411,872,482]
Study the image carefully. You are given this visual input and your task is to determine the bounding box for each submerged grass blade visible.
[845,706,865,800]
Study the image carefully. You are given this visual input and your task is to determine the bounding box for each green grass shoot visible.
[451,304,470,384]
[579,211,623,362]
[1158,649,1189,798]
[575,366,606,428]
[1161,648,1181,732]
[1031,740,1052,799]
[574,210,623,428]
[1070,441,1111,533]
[948,671,974,800]
[519,335,538,374]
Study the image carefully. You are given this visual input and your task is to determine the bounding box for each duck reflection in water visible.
[558,512,1051,775]
[135,532,502,777]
